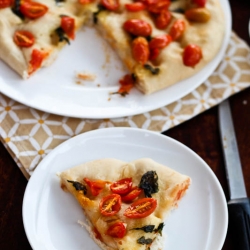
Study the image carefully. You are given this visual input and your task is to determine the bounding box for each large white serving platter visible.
[0,0,231,118]
[23,127,228,250]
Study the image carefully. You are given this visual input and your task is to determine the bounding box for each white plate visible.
[23,127,228,250]
[0,0,231,119]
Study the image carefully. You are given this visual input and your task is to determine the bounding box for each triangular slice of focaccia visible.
[59,158,191,250]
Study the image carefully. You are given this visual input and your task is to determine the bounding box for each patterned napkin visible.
[0,32,250,179]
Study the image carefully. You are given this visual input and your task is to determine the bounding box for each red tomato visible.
[84,178,107,196]
[110,178,132,195]
[117,74,135,95]
[132,37,149,65]
[183,44,202,67]
[121,187,142,202]
[99,194,121,216]
[169,19,185,41]
[124,198,157,218]
[0,0,12,8]
[93,227,103,242]
[101,0,119,11]
[149,48,160,61]
[193,0,206,7]
[149,34,172,49]
[61,16,75,40]
[125,2,146,12]
[155,9,171,30]
[78,0,94,4]
[123,19,152,37]
[13,30,35,48]
[20,1,48,19]
[28,49,47,75]
[106,222,126,238]
[147,0,170,14]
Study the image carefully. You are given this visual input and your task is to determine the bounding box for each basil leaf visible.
[132,225,155,233]
[93,4,106,24]
[154,222,164,236]
[67,180,87,194]
[143,64,160,75]
[139,171,159,197]
[137,236,153,245]
[55,27,70,45]
[12,0,24,19]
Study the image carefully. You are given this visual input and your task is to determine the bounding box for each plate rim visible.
[22,127,228,250]
[0,0,232,119]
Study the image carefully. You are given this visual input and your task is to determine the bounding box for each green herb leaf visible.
[139,171,159,197]
[12,0,24,19]
[55,27,70,45]
[172,8,185,14]
[137,236,153,245]
[67,180,87,194]
[132,225,155,233]
[143,64,160,75]
[154,222,164,236]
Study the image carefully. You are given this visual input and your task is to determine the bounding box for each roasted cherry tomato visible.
[61,16,75,40]
[149,48,160,61]
[93,227,103,241]
[149,34,172,50]
[118,74,135,95]
[78,0,94,4]
[106,222,126,238]
[124,198,157,218]
[28,49,47,75]
[132,37,149,65]
[84,178,107,196]
[169,19,185,41]
[121,186,142,202]
[101,0,119,11]
[183,44,202,67]
[155,9,172,30]
[125,2,146,12]
[110,178,132,195]
[147,0,170,14]
[0,0,13,8]
[20,1,48,19]
[13,30,35,48]
[193,0,206,7]
[99,194,121,216]
[123,19,152,37]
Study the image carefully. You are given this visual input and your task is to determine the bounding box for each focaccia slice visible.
[94,0,225,94]
[59,158,191,250]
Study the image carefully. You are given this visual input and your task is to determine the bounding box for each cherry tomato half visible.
[84,178,107,196]
[147,0,170,14]
[124,198,157,218]
[110,178,132,195]
[20,1,48,19]
[61,16,75,40]
[121,186,142,202]
[149,34,172,50]
[123,19,152,37]
[169,19,185,41]
[101,0,119,11]
[106,222,126,238]
[155,9,172,30]
[125,2,146,12]
[13,30,35,48]
[193,0,206,7]
[183,44,202,67]
[118,74,135,95]
[149,48,160,61]
[78,0,94,4]
[99,194,121,216]
[132,37,149,65]
[28,49,47,75]
[0,0,13,8]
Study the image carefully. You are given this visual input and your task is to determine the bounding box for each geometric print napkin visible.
[0,31,249,179]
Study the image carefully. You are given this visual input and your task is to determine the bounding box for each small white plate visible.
[0,0,231,119]
[23,127,228,250]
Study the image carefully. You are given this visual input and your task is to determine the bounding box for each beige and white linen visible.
[0,32,249,179]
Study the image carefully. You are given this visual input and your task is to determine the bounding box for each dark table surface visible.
[0,0,250,249]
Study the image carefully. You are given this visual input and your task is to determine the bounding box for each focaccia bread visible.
[59,158,191,250]
[0,0,225,94]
